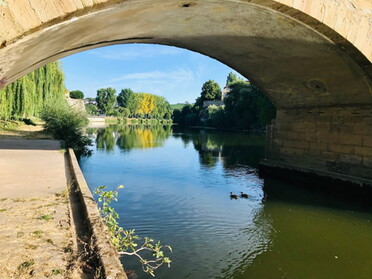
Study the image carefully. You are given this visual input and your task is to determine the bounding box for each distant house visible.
[201,85,232,108]
[221,86,231,100]
[84,99,97,105]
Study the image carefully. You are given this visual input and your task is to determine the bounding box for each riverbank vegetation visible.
[0,62,65,120]
[40,101,91,157]
[85,87,173,121]
[172,72,276,132]
[94,186,172,277]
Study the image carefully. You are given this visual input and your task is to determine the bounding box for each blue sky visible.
[61,44,244,104]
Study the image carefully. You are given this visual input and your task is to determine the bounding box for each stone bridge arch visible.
[0,0,371,182]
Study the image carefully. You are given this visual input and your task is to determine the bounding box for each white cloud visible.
[102,68,199,102]
[109,68,194,83]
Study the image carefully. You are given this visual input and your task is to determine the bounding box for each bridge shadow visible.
[262,176,372,213]
[0,139,61,150]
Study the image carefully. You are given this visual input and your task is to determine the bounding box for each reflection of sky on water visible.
[81,125,372,279]
[80,125,272,279]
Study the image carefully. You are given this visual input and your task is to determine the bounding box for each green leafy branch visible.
[93,185,172,277]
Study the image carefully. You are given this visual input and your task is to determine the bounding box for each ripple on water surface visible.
[80,127,372,279]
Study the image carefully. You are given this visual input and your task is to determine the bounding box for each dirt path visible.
[0,121,50,140]
[0,139,81,278]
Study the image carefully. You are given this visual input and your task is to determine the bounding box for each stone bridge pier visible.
[0,0,371,188]
[263,106,372,184]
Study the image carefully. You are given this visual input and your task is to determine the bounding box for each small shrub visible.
[69,90,84,99]
[41,101,91,157]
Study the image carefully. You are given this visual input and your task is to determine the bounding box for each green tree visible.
[172,109,182,124]
[117,88,140,117]
[224,80,276,130]
[117,88,135,108]
[85,104,99,115]
[226,72,240,86]
[69,90,84,99]
[152,95,171,119]
[96,87,116,115]
[194,80,221,111]
[201,80,221,101]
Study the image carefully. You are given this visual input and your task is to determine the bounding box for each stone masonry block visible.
[316,122,330,131]
[362,136,372,147]
[6,0,42,31]
[328,143,354,154]
[283,139,310,149]
[279,146,304,156]
[355,146,372,157]
[353,124,372,135]
[338,134,362,146]
[362,157,372,168]
[322,151,338,162]
[310,142,327,151]
[277,130,298,140]
[316,132,339,143]
[339,154,362,165]
[292,122,316,132]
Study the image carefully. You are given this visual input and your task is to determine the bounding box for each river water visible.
[79,125,372,279]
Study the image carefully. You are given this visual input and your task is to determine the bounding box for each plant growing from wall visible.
[93,185,172,277]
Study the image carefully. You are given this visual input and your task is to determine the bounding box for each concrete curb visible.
[66,149,128,279]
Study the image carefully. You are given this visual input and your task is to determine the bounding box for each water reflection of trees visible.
[116,125,171,151]
[88,126,265,169]
[175,130,265,169]
[87,125,172,152]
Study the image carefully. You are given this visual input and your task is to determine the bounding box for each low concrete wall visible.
[88,117,106,122]
[66,149,127,279]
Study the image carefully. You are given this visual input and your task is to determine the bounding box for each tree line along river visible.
[79,125,372,279]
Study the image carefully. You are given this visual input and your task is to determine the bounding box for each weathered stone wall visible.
[67,97,86,112]
[1,0,371,62]
[0,0,371,181]
[275,0,372,61]
[266,106,372,179]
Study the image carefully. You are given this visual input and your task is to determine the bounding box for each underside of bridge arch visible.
[0,0,371,182]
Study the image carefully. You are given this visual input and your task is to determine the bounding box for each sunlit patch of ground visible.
[0,192,82,278]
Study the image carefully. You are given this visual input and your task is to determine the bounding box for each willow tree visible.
[0,61,66,120]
